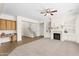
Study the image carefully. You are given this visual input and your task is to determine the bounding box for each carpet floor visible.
[9,38,79,56]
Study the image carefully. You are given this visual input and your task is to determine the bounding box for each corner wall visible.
[44,4,78,42]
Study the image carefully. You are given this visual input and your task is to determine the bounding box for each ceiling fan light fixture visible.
[41,8,57,16]
[44,13,47,16]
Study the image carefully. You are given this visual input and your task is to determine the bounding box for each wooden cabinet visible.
[11,34,17,42]
[11,21,16,30]
[0,20,6,30]
[6,20,11,30]
[0,19,16,30]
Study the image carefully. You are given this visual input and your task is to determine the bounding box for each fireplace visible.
[54,33,60,40]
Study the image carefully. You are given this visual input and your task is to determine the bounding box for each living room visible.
[0,3,79,56]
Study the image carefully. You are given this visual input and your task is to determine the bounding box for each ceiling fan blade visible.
[40,11,46,14]
[51,10,57,12]
[51,13,53,15]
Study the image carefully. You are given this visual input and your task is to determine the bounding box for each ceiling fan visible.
[40,8,57,16]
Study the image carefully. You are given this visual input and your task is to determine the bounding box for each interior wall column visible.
[17,16,22,41]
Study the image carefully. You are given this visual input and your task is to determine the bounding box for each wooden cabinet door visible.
[11,21,16,30]
[11,34,17,42]
[6,20,11,30]
[0,20,6,30]
[0,20,1,30]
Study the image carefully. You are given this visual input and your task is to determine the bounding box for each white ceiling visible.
[0,3,5,13]
[0,3,79,22]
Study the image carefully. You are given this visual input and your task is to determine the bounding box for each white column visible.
[17,16,22,41]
